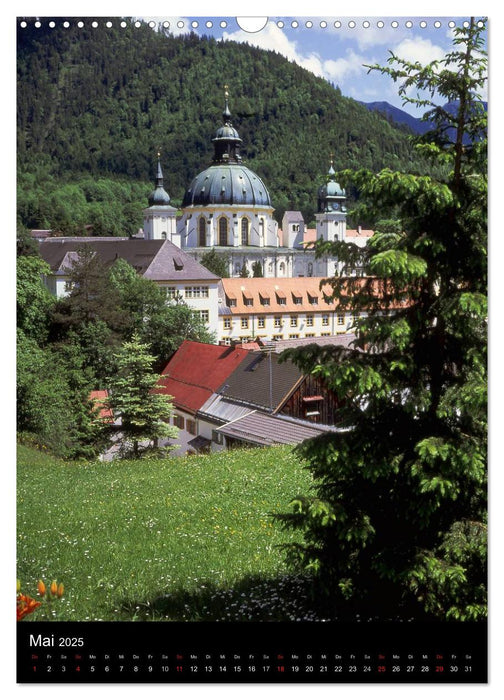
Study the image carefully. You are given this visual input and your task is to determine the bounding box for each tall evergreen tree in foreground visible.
[107,334,178,458]
[278,18,487,621]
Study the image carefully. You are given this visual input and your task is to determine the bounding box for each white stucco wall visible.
[178,206,278,249]
[218,310,365,343]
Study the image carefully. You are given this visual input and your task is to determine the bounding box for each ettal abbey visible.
[16,18,487,645]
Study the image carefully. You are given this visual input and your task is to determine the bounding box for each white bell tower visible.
[315,158,347,245]
[143,156,180,245]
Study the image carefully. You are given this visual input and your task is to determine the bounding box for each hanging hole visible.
[236,17,268,33]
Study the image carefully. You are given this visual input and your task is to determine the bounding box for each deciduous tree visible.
[109,258,215,369]
[17,255,55,344]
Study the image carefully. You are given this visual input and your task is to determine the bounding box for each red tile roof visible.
[346,228,374,238]
[303,228,317,244]
[221,277,408,315]
[156,341,250,415]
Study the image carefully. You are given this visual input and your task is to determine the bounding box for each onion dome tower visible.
[317,158,347,214]
[316,157,347,243]
[143,154,178,242]
[149,157,172,206]
[178,87,277,249]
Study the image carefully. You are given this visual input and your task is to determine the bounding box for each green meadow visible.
[17,443,318,622]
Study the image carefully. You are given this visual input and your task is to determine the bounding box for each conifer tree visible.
[278,18,487,622]
[51,245,125,331]
[252,260,264,277]
[107,333,178,458]
[199,248,230,278]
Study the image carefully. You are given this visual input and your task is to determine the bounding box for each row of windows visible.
[224,314,358,329]
[164,286,210,300]
[222,332,335,345]
[185,286,209,298]
[197,216,264,246]
[166,297,210,323]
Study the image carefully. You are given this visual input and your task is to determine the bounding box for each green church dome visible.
[182,90,272,209]
[148,158,172,206]
[318,161,346,212]
[182,164,272,207]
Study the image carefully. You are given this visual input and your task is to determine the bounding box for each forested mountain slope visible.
[17,19,431,232]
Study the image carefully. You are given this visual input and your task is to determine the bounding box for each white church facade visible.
[142,91,372,279]
[35,92,373,345]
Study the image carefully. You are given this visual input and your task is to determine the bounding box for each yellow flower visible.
[37,580,46,596]
[57,583,65,598]
[50,580,58,596]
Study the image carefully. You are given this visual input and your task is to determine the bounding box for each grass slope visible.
[17,443,315,622]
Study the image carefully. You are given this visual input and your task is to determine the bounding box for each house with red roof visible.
[156,339,342,455]
[155,340,250,455]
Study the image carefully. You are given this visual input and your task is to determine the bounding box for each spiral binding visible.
[18,18,479,32]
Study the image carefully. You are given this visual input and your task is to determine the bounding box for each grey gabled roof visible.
[216,411,327,446]
[39,237,159,274]
[143,240,219,282]
[198,393,255,424]
[283,210,304,223]
[216,351,304,412]
[265,334,358,353]
[38,238,219,282]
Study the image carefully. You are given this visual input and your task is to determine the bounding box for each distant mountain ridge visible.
[360,101,432,134]
[362,99,487,137]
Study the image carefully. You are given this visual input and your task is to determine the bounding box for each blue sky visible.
[140,14,487,117]
[13,4,488,118]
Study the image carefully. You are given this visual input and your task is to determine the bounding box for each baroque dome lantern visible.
[317,159,346,213]
[182,88,272,208]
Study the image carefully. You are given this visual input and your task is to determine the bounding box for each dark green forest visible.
[17,18,429,233]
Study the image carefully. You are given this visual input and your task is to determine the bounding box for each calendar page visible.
[16,14,488,684]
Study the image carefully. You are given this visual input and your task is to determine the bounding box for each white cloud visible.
[352,24,411,51]
[222,22,369,86]
[392,36,446,65]
[222,22,325,77]
[323,50,370,83]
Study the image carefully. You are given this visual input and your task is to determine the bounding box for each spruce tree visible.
[107,334,178,458]
[277,18,487,622]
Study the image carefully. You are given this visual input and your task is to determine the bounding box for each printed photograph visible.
[16,14,487,681]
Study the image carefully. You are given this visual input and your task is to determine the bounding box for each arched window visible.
[161,231,167,240]
[241,218,249,246]
[198,218,206,247]
[218,217,228,246]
